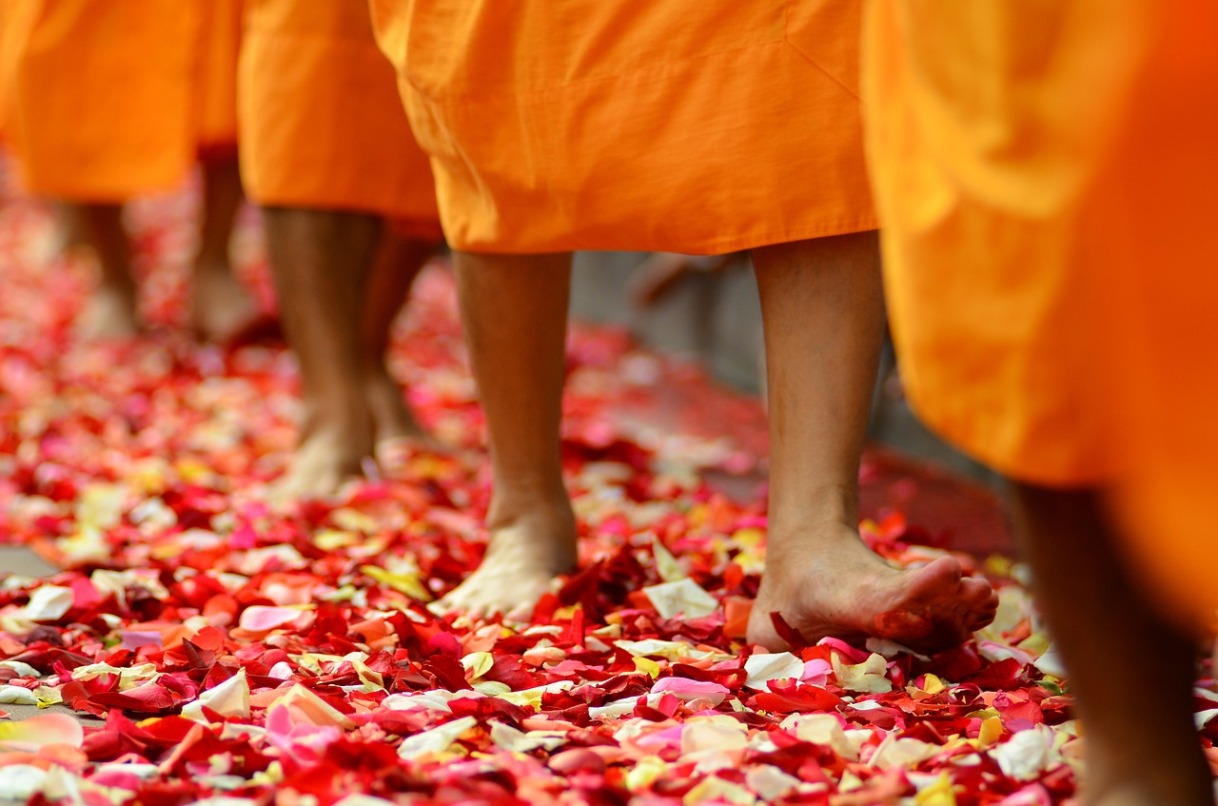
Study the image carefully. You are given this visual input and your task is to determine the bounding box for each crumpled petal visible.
[398,717,477,759]
[183,668,250,721]
[0,713,85,751]
[832,652,894,694]
[0,686,39,705]
[0,765,48,801]
[19,585,74,621]
[743,652,804,690]
[993,725,1060,781]
[642,578,719,620]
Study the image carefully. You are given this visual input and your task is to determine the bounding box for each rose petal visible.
[397,716,477,759]
[642,578,719,620]
[743,652,804,690]
[237,605,313,633]
[0,713,85,751]
[21,585,74,621]
[183,668,250,721]
[0,765,48,801]
[992,725,1059,781]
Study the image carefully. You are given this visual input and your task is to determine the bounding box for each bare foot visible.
[76,286,140,341]
[435,507,578,621]
[274,371,441,502]
[190,264,260,343]
[273,419,373,501]
[747,524,998,652]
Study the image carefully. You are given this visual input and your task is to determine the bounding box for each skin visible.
[361,228,438,446]
[188,156,259,342]
[746,234,996,652]
[439,251,577,619]
[440,233,998,649]
[263,207,436,500]
[71,155,257,342]
[71,202,139,340]
[1010,485,1213,806]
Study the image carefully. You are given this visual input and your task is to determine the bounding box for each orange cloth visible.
[238,0,439,229]
[0,2,35,144]
[368,1,876,254]
[864,1,1218,624]
[195,0,243,155]
[5,0,241,201]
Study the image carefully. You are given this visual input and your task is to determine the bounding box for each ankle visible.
[769,480,858,527]
[193,250,232,275]
[363,362,400,394]
[96,277,138,299]
[486,488,574,533]
[300,402,372,442]
[765,506,862,557]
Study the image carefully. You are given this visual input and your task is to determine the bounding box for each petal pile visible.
[1,169,1213,805]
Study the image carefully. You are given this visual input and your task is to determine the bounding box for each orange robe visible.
[864,1,1218,625]
[194,0,243,159]
[238,0,439,232]
[0,2,33,145]
[5,0,241,201]
[368,1,876,254]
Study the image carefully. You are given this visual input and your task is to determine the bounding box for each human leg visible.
[1012,485,1213,806]
[190,155,258,341]
[264,207,380,498]
[72,202,140,339]
[437,251,577,618]
[747,232,998,651]
[361,230,436,446]
[51,203,87,255]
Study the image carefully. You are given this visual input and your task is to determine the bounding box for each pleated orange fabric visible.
[5,0,241,201]
[368,1,876,254]
[0,2,35,145]
[195,0,244,156]
[864,0,1218,625]
[239,0,439,230]
[1094,3,1218,630]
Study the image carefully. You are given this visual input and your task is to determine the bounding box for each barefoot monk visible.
[4,0,256,341]
[864,2,1218,802]
[369,1,999,651]
[239,0,443,498]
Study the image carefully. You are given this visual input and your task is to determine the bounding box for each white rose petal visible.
[868,734,939,769]
[183,668,250,721]
[832,652,893,694]
[642,578,719,620]
[397,716,477,759]
[993,726,1058,781]
[746,766,803,801]
[0,765,48,801]
[743,652,805,690]
[22,586,74,621]
[488,722,565,753]
[382,689,479,714]
[0,686,38,705]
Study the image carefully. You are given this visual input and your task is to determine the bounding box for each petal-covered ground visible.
[1,169,1213,806]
